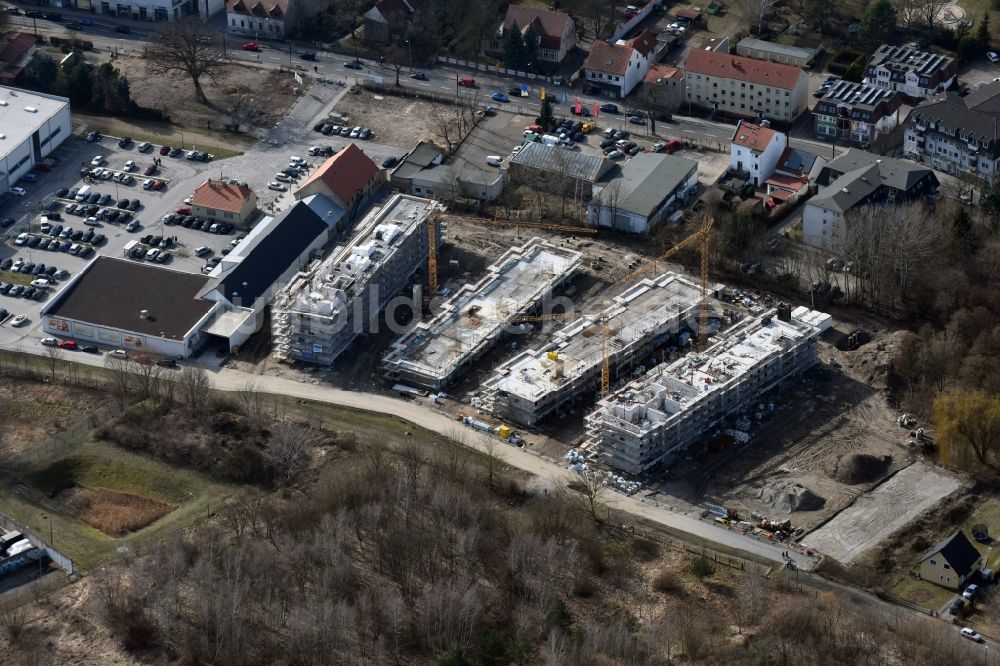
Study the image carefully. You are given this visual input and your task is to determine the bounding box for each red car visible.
[58,339,77,350]
[457,76,476,88]
[524,124,542,133]
[242,42,259,51]
[664,139,682,154]
[152,180,165,190]
[176,206,192,215]
[159,146,170,156]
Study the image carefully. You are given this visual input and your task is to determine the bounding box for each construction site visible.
[480,272,710,427]
[380,239,583,391]
[271,195,445,365]
[585,305,832,476]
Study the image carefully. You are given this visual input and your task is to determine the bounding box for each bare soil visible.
[332,88,457,148]
[114,57,300,131]
[69,487,174,537]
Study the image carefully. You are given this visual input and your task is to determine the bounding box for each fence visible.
[0,512,75,576]
[435,56,557,85]
[875,591,934,616]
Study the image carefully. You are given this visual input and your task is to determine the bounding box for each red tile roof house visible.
[583,29,658,99]
[485,6,577,67]
[362,0,430,43]
[226,0,294,40]
[684,50,809,124]
[191,179,259,226]
[0,33,37,86]
[294,143,386,224]
[729,119,787,187]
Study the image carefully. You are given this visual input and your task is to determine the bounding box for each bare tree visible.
[237,381,267,426]
[591,180,624,230]
[145,18,227,104]
[104,355,132,412]
[480,433,503,488]
[0,601,29,641]
[384,44,409,86]
[732,0,778,34]
[264,422,313,484]
[576,471,606,523]
[432,111,457,153]
[133,358,163,402]
[176,366,212,409]
[44,345,63,382]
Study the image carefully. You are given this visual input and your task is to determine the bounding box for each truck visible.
[461,416,525,446]
[541,134,561,146]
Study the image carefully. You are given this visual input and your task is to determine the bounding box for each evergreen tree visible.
[537,96,555,130]
[951,206,978,254]
[977,11,991,50]
[522,24,540,71]
[437,643,471,666]
[859,0,897,49]
[502,21,527,70]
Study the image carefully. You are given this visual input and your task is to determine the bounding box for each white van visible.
[486,155,504,166]
[541,134,561,146]
[75,185,92,201]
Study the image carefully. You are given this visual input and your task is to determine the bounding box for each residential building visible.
[481,272,709,427]
[586,306,830,476]
[864,45,957,101]
[736,38,817,68]
[381,239,582,390]
[96,0,223,21]
[903,81,1000,179]
[683,50,808,123]
[43,258,216,358]
[0,34,37,86]
[362,0,428,43]
[583,30,658,99]
[294,143,385,223]
[272,195,444,365]
[508,142,613,197]
[802,149,938,250]
[0,86,71,196]
[918,531,983,590]
[641,64,685,111]
[390,141,506,202]
[812,80,901,147]
[730,119,786,186]
[588,153,698,233]
[762,146,826,204]
[226,0,295,39]
[485,6,576,66]
[190,178,258,226]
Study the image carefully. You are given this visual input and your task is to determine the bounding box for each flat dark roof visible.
[46,257,213,340]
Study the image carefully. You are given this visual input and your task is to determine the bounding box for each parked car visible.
[109,349,128,359]
[9,186,26,196]
[41,337,58,347]
[491,92,510,103]
[949,598,965,615]
[963,584,979,599]
[607,150,624,159]
[86,131,101,142]
[600,103,620,114]
[989,52,1000,64]
[268,181,288,192]
[11,314,27,327]
[159,145,171,156]
[137,142,153,152]
[961,627,984,642]
[58,338,77,350]
[627,115,647,125]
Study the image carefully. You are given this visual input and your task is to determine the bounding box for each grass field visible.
[3,438,239,571]
[960,495,1000,569]
[74,113,250,160]
[891,572,955,610]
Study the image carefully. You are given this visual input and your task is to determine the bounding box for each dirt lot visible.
[332,88,455,148]
[114,57,300,131]
[807,463,962,564]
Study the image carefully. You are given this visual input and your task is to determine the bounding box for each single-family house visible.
[191,179,258,226]
[485,6,576,66]
[583,30,658,99]
[730,119,786,186]
[226,0,293,40]
[919,531,983,590]
[362,0,428,43]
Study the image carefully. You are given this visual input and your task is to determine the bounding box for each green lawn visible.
[4,439,240,572]
[891,571,956,610]
[958,0,998,50]
[960,496,1000,569]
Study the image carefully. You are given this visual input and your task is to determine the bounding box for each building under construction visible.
[481,272,710,426]
[585,305,831,476]
[272,194,445,365]
[381,238,583,390]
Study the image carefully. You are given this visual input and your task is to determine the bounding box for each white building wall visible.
[729,133,786,186]
[802,203,843,250]
[1,100,71,185]
[227,12,286,38]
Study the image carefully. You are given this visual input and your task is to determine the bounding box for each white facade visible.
[43,308,216,358]
[227,11,285,38]
[729,124,786,186]
[94,0,224,22]
[903,126,1000,179]
[802,203,843,251]
[685,68,808,123]
[584,42,652,98]
[866,65,955,101]
[0,87,71,192]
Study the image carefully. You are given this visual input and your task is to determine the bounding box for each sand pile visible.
[757,481,826,514]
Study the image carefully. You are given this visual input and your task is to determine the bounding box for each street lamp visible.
[41,513,52,545]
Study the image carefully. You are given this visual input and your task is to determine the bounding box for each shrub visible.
[652,569,684,594]
[689,556,716,580]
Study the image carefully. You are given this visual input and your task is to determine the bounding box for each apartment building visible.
[812,80,901,147]
[485,6,577,66]
[272,195,444,365]
[586,305,831,476]
[903,81,1000,179]
[864,45,957,101]
[683,50,808,123]
[583,30,658,99]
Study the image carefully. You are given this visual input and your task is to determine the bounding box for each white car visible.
[963,584,979,599]
[349,126,362,138]
[14,232,28,245]
[109,349,128,358]
[90,155,105,166]
[275,173,293,183]
[961,627,984,642]
[184,195,193,205]
[989,52,999,64]
[40,337,58,347]
[11,314,28,327]
[9,186,26,196]
[123,160,136,171]
[142,179,155,190]
[512,145,523,156]
[30,278,50,288]
[267,181,288,192]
